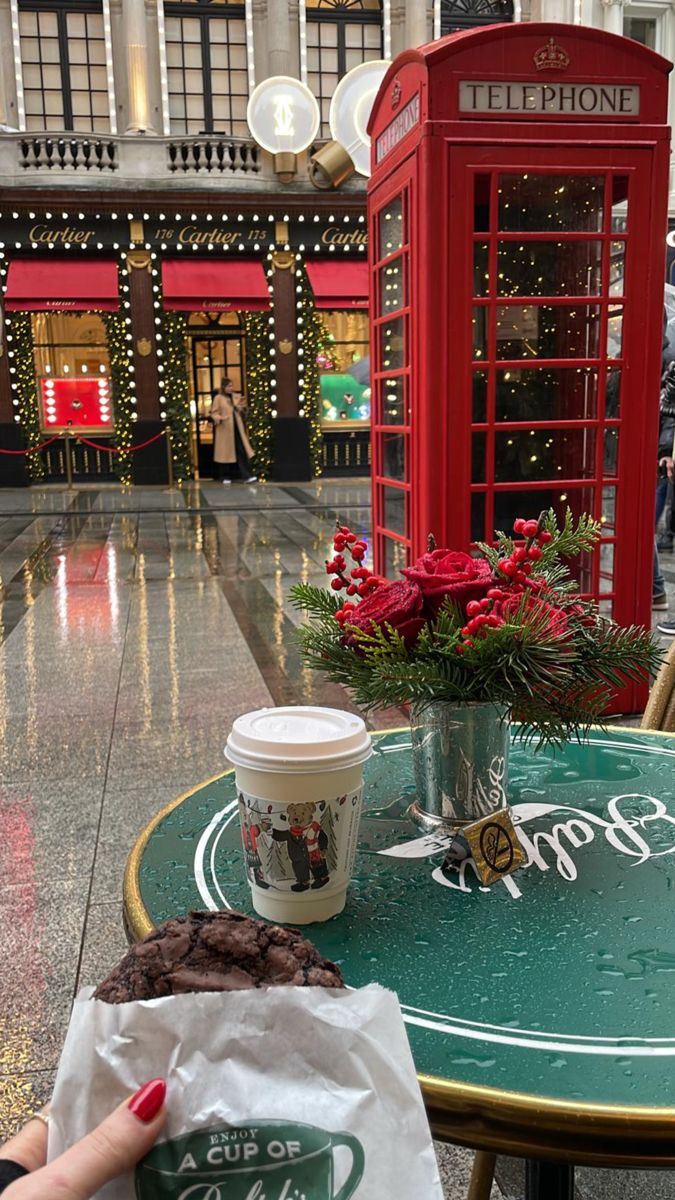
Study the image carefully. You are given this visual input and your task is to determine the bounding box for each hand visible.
[0,1079,166,1198]
[659,456,674,480]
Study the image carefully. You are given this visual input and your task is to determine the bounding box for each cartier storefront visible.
[0,201,370,486]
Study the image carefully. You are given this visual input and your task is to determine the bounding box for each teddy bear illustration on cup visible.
[263,801,331,892]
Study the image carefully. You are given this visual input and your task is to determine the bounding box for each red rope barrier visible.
[0,436,60,456]
[75,430,167,455]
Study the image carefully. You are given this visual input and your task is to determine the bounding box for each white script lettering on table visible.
[378,794,675,900]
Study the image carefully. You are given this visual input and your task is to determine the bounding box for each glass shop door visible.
[188,313,245,479]
[456,147,657,629]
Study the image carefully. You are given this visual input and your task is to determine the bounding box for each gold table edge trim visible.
[122,723,675,1161]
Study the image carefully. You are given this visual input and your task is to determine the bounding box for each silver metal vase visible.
[408,701,510,832]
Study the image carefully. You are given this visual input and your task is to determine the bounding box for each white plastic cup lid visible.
[225,705,372,773]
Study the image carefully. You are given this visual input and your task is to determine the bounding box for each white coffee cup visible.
[225,706,372,924]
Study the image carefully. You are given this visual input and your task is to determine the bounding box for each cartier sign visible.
[459,80,640,117]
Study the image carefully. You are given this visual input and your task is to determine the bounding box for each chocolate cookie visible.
[94,910,344,1002]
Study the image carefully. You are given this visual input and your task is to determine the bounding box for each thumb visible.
[32,1079,166,1200]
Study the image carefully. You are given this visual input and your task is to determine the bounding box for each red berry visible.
[464,638,474,648]
[334,538,346,551]
[334,554,346,570]
[515,570,527,584]
[345,533,357,544]
[538,530,553,544]
[487,614,502,627]
[513,547,527,563]
[513,518,526,534]
[352,548,365,562]
[527,545,543,561]
[346,584,357,596]
[339,525,351,534]
[521,561,532,575]
[461,625,472,637]
[466,600,482,616]
[487,587,504,600]
[480,598,491,611]
[331,578,344,591]
[326,561,336,574]
[354,541,367,551]
[501,560,517,577]
[456,644,465,655]
[523,520,539,538]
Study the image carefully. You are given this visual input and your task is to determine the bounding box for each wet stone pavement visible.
[0,479,673,1200]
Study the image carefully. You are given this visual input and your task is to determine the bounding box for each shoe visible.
[657,620,675,636]
[244,475,257,483]
[221,479,232,486]
[652,593,668,609]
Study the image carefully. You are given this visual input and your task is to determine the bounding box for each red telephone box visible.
[367,23,671,710]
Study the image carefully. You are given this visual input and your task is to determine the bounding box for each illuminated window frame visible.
[299,0,388,136]
[13,0,116,134]
[433,0,517,38]
[160,0,251,138]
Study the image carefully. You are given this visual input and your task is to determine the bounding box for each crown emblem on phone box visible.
[534,38,570,71]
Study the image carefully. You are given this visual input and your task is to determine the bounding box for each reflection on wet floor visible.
[0,480,673,1200]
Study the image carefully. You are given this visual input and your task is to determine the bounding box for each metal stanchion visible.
[63,428,75,492]
[164,425,176,493]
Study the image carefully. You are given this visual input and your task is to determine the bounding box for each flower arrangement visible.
[290,511,661,745]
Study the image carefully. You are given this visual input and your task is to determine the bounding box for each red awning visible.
[5,259,120,311]
[162,259,270,312]
[305,260,369,309]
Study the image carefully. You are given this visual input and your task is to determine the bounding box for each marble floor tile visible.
[76,901,131,993]
[0,779,104,886]
[0,878,87,1075]
[0,1071,56,1141]
[435,1142,504,1199]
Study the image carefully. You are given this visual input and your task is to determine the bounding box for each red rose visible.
[401,550,494,616]
[342,579,426,649]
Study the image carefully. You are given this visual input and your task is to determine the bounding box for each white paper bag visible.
[49,984,443,1200]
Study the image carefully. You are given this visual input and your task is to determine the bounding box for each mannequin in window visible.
[210,377,256,485]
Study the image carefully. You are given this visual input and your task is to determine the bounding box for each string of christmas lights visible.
[244,312,273,480]
[149,256,192,482]
[295,261,335,478]
[4,312,44,481]
[104,259,137,483]
[160,311,192,482]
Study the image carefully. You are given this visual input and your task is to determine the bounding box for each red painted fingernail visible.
[128,1079,166,1123]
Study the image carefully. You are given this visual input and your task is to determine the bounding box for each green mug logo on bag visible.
[135,1120,365,1200]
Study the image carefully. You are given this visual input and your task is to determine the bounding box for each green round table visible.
[125,726,675,1198]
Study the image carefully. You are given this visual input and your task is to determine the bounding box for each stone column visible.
[123,0,154,133]
[266,0,292,77]
[405,0,430,48]
[601,0,624,36]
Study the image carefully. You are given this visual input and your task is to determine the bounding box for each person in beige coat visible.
[210,377,256,484]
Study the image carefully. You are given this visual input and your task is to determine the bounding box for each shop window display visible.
[32,312,110,427]
[319,310,370,427]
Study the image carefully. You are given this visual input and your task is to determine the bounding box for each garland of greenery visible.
[160,311,192,483]
[243,312,273,480]
[296,263,336,478]
[8,313,44,482]
[104,310,134,484]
